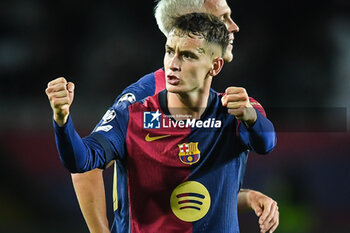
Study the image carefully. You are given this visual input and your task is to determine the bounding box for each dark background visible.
[0,0,349,232]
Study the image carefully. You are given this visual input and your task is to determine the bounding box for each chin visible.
[223,53,233,63]
[166,85,181,94]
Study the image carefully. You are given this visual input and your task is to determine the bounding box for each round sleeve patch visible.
[102,109,116,125]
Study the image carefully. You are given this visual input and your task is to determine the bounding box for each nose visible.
[227,18,239,33]
[169,55,181,71]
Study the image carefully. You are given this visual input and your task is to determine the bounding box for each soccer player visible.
[73,1,280,233]
[46,13,276,233]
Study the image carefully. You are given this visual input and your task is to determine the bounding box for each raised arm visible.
[46,77,110,231]
[46,73,159,232]
[221,87,276,154]
[55,70,162,233]
[45,77,74,127]
[46,77,114,172]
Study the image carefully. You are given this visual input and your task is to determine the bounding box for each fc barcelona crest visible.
[178,142,201,165]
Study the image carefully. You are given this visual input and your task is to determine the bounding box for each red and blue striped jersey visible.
[111,68,268,201]
[54,68,276,233]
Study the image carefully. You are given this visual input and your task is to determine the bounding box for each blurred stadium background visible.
[0,0,349,232]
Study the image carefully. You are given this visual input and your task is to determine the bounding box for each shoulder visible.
[208,89,228,115]
[136,68,164,88]
[128,91,161,112]
[114,68,165,106]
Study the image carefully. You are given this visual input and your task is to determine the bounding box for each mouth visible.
[229,34,234,46]
[167,74,180,85]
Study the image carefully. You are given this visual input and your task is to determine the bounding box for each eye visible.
[166,49,174,55]
[183,54,192,59]
[220,14,232,24]
[219,15,226,22]
[182,52,196,60]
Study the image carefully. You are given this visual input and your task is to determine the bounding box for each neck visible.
[167,78,212,120]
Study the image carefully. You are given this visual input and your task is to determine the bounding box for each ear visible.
[209,57,224,77]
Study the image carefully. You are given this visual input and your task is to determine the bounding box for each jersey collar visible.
[158,89,215,121]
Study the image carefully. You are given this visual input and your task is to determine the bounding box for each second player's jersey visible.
[113,68,166,106]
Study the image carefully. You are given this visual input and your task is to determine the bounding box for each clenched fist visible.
[45,77,75,126]
[221,87,257,126]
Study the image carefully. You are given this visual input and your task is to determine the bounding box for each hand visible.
[45,77,75,126]
[221,87,257,126]
[247,190,279,233]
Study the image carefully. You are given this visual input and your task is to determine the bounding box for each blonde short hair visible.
[154,0,206,36]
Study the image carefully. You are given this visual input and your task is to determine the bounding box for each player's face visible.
[164,30,216,94]
[204,0,239,62]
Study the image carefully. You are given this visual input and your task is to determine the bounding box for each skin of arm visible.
[238,189,279,233]
[45,77,74,126]
[72,169,110,233]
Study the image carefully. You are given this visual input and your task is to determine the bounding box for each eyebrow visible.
[165,45,174,51]
[197,48,206,54]
[165,45,203,57]
[220,9,232,19]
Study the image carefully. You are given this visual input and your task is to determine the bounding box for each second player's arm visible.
[238,189,279,233]
[72,170,110,233]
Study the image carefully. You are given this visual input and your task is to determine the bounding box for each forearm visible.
[237,189,253,211]
[240,110,276,154]
[72,169,110,233]
[54,117,106,172]
[238,189,279,232]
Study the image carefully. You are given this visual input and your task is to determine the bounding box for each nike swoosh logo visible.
[145,133,171,142]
